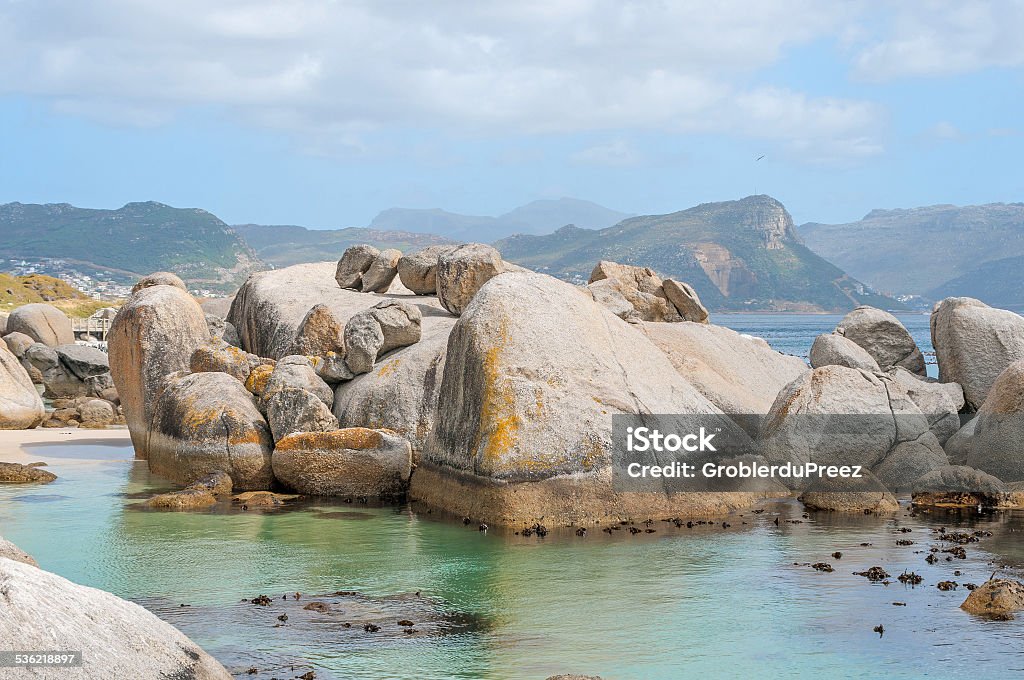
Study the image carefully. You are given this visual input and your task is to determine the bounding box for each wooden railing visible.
[71,318,113,341]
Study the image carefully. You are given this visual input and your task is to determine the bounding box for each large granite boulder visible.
[360,248,402,293]
[436,243,506,316]
[272,428,412,497]
[398,245,457,295]
[662,279,709,323]
[291,303,346,356]
[56,344,109,380]
[109,285,211,457]
[265,385,339,443]
[887,367,964,444]
[189,343,268,383]
[809,333,880,372]
[931,297,1024,410]
[6,303,73,347]
[334,244,380,290]
[944,417,976,465]
[132,271,187,294]
[228,262,444,359]
[0,342,45,429]
[798,469,900,513]
[0,312,7,336]
[642,321,807,429]
[334,316,456,453]
[759,365,947,493]
[912,465,1007,508]
[344,300,422,375]
[263,356,334,409]
[2,331,34,358]
[148,371,273,490]
[587,261,678,322]
[835,306,926,375]
[961,580,1024,619]
[0,558,231,679]
[968,359,1024,481]
[413,272,753,526]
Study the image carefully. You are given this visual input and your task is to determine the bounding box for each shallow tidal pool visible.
[2,440,1023,680]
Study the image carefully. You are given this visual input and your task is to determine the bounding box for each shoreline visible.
[0,427,132,465]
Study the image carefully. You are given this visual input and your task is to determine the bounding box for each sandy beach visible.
[0,427,133,465]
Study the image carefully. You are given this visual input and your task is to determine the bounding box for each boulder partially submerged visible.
[759,365,947,495]
[272,428,412,497]
[109,283,211,457]
[911,465,1007,508]
[148,371,273,490]
[968,359,1024,482]
[412,272,753,526]
[0,557,231,679]
[960,579,1024,620]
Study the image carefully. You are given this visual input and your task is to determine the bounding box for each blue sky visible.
[0,1,1021,228]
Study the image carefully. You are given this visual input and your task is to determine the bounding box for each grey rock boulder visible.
[272,428,413,497]
[148,371,274,490]
[398,245,457,295]
[132,271,187,294]
[0,558,231,679]
[360,248,402,293]
[0,342,45,429]
[798,469,900,513]
[6,303,74,347]
[0,535,37,566]
[109,285,212,457]
[344,300,422,375]
[335,244,379,290]
[912,465,1007,508]
[56,343,110,380]
[969,359,1024,481]
[836,306,925,375]
[264,355,335,409]
[888,366,965,444]
[436,243,506,316]
[291,303,346,356]
[265,385,339,443]
[809,333,880,372]
[587,261,678,322]
[662,278,709,323]
[2,331,34,358]
[931,297,1024,410]
[643,321,807,429]
[944,417,976,465]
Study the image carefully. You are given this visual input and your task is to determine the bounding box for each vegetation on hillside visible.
[497,195,903,313]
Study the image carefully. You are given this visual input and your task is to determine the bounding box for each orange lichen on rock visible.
[275,427,384,452]
[245,364,274,395]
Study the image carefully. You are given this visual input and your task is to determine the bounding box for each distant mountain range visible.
[496,195,900,312]
[800,203,1024,309]
[367,197,632,241]
[7,194,1020,312]
[234,224,453,268]
[0,201,261,292]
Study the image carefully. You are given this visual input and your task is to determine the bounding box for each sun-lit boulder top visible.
[227,261,450,359]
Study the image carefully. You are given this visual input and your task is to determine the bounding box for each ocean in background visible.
[713,313,937,378]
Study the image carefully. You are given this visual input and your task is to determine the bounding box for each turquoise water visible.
[3,441,1024,679]
[714,313,937,378]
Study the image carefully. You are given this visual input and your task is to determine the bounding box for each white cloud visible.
[851,0,1024,80]
[926,121,964,141]
[0,0,890,161]
[571,139,642,166]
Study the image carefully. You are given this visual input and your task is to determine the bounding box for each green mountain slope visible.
[234,225,455,268]
[0,201,262,290]
[496,195,901,312]
[799,203,1024,297]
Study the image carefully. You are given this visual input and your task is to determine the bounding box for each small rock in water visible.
[937,581,959,591]
[397,619,414,627]
[251,594,273,606]
[854,567,891,582]
[897,571,923,586]
[812,563,834,573]
[364,623,380,632]
[873,624,885,637]
[832,552,843,560]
